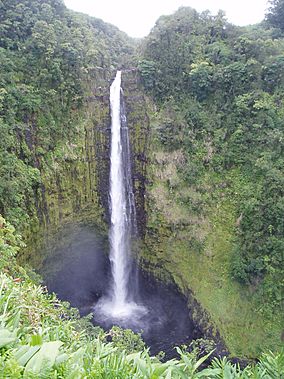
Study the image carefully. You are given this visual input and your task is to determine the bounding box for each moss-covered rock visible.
[140,127,284,357]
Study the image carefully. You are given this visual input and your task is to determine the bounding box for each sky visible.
[64,0,270,38]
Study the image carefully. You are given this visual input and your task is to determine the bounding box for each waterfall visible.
[109,70,135,310]
[94,70,146,319]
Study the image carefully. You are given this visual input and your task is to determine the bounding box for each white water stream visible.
[95,71,146,319]
[109,70,133,313]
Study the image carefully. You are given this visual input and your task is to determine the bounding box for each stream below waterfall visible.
[41,224,203,358]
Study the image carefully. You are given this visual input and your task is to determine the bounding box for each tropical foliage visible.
[139,6,284,312]
[0,0,134,228]
[0,0,283,375]
[266,0,284,32]
[0,267,283,377]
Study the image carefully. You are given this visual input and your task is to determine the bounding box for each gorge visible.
[41,70,204,358]
[0,0,283,377]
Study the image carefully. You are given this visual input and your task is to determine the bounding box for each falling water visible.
[46,71,202,352]
[109,70,134,310]
[95,71,146,319]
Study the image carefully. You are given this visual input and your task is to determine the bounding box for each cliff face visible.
[21,69,151,270]
[135,6,284,358]
[140,115,283,358]
[21,69,111,263]
[0,0,137,261]
[122,70,149,237]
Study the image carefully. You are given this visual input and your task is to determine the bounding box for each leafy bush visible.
[0,215,283,379]
[140,6,284,312]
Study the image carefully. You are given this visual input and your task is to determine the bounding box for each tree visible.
[266,0,284,31]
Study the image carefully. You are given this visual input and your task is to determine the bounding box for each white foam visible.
[94,297,148,320]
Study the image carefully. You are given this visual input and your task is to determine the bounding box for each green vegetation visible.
[139,6,284,356]
[0,0,283,374]
[266,0,284,32]
[0,217,283,377]
[0,0,134,231]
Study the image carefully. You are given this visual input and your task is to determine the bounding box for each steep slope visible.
[0,0,135,253]
[139,7,284,357]
[0,0,283,364]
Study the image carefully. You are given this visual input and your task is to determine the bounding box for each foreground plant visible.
[0,216,283,377]
[0,270,283,378]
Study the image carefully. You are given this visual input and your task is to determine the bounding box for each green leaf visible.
[0,327,17,348]
[223,364,233,379]
[6,309,21,330]
[30,334,43,346]
[193,350,215,371]
[195,368,221,378]
[68,347,85,365]
[24,340,63,374]
[152,363,169,377]
[14,345,41,366]
[165,367,173,379]
[55,353,69,366]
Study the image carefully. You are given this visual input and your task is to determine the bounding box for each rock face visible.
[23,68,150,265]
[122,69,149,237]
[22,69,110,263]
[19,67,230,357]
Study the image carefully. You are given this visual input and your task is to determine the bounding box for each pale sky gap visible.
[64,0,270,38]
